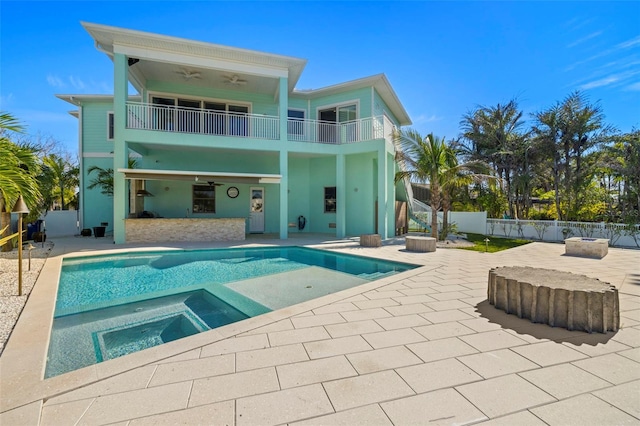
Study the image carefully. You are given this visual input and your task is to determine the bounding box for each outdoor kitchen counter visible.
[125,217,246,243]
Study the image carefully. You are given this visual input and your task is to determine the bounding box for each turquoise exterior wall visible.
[76,77,406,240]
[308,156,336,233]
[145,80,278,116]
[345,153,377,235]
[287,157,311,232]
[373,89,400,126]
[81,102,114,153]
[308,87,372,120]
[81,156,114,232]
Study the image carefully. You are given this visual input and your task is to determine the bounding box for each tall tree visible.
[42,153,79,210]
[460,99,528,218]
[0,112,41,251]
[440,139,495,238]
[601,129,640,221]
[395,130,471,240]
[532,92,612,220]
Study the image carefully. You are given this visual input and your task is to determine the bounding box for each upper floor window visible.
[107,112,114,140]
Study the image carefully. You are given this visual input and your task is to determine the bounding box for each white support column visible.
[113,53,128,244]
[336,154,346,238]
[377,146,388,239]
[279,76,289,239]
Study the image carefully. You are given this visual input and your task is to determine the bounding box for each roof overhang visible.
[56,94,141,106]
[81,22,307,94]
[293,74,412,126]
[117,168,281,184]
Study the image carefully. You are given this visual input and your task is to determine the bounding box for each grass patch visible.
[460,233,531,253]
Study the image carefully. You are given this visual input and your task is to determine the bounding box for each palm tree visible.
[440,140,494,238]
[395,130,458,240]
[0,112,41,251]
[461,99,528,218]
[87,158,138,196]
[42,153,79,209]
[532,92,612,220]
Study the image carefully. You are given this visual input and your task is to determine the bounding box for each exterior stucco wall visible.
[308,87,373,120]
[81,102,114,153]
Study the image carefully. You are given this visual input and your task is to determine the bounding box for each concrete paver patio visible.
[0,235,638,425]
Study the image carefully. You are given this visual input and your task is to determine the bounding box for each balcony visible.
[126,102,395,145]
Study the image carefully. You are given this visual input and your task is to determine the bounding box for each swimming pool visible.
[46,246,417,377]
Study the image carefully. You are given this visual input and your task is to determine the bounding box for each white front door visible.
[249,187,265,233]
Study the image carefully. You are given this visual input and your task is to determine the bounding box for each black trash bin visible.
[27,223,37,240]
[93,226,106,238]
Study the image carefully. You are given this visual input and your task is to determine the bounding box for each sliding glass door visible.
[318,104,357,143]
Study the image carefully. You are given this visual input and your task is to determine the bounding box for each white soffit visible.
[117,168,281,184]
[82,22,306,91]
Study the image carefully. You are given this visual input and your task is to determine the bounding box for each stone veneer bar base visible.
[488,266,619,333]
[125,218,246,243]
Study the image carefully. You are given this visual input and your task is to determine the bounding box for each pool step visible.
[357,271,389,280]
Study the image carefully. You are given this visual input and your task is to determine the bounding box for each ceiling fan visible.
[175,68,202,80]
[207,181,224,187]
[223,74,248,86]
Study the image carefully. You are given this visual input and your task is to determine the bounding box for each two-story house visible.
[58,22,411,244]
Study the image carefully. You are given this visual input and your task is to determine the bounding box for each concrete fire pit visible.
[488,266,619,333]
[565,237,609,259]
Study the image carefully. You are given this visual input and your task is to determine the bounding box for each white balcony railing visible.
[127,102,280,140]
[126,102,397,145]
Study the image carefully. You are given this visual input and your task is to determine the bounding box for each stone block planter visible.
[406,236,436,252]
[488,266,619,333]
[565,237,609,259]
[360,234,381,247]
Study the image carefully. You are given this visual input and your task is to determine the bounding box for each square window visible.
[193,185,215,213]
[324,187,336,213]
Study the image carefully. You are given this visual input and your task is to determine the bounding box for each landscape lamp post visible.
[12,195,29,296]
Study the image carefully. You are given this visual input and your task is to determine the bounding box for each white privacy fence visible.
[407,210,639,248]
[410,211,488,235]
[486,219,640,248]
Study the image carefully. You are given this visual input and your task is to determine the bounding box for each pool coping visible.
[0,242,428,413]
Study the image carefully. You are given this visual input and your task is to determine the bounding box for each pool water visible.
[46,246,416,377]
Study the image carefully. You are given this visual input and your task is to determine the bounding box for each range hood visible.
[136,189,154,197]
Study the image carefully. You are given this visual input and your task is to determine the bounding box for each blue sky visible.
[1,1,639,154]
